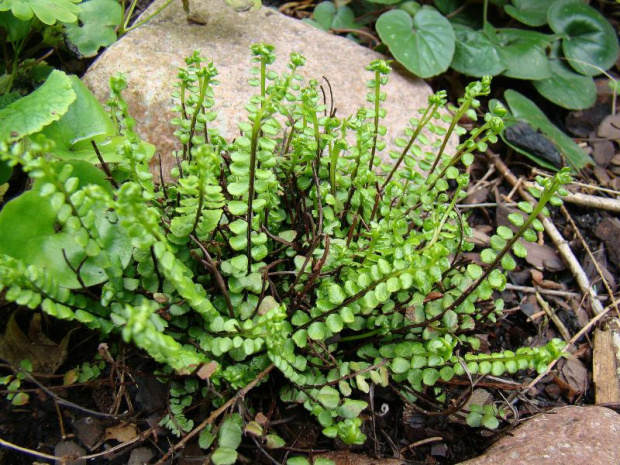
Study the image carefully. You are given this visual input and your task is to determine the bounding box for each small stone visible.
[458,406,620,465]
[591,140,616,167]
[54,440,86,465]
[83,0,455,181]
[611,154,620,166]
[128,447,155,465]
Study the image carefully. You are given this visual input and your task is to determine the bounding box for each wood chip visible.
[593,329,620,404]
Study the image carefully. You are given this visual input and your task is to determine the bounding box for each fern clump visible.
[0,45,571,461]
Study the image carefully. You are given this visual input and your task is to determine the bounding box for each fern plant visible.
[0,44,570,462]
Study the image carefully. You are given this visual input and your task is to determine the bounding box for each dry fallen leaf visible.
[105,423,139,443]
[0,313,72,373]
[197,361,219,380]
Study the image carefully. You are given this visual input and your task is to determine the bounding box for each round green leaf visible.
[211,447,238,465]
[0,0,81,25]
[504,0,555,27]
[488,28,552,80]
[0,182,131,289]
[318,385,340,410]
[533,56,596,110]
[376,9,455,78]
[451,25,505,77]
[337,399,367,419]
[308,322,327,341]
[503,89,594,169]
[65,0,122,58]
[548,0,619,76]
[307,1,360,31]
[0,70,75,141]
[325,313,344,333]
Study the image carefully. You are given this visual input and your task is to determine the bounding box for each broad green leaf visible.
[504,0,555,27]
[391,357,410,374]
[487,27,552,80]
[40,76,150,163]
[0,10,30,42]
[265,434,286,449]
[318,385,340,410]
[451,25,505,77]
[466,411,482,427]
[65,0,122,57]
[211,447,238,465]
[434,0,460,15]
[504,89,593,170]
[308,322,327,340]
[532,44,596,110]
[0,70,75,142]
[0,0,81,24]
[376,9,455,78]
[218,414,243,449]
[0,176,131,289]
[306,1,360,31]
[482,414,500,429]
[227,201,248,215]
[422,367,440,386]
[337,399,367,419]
[548,0,619,76]
[327,283,346,305]
[325,314,343,333]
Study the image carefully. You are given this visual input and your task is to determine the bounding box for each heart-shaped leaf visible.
[548,0,619,76]
[504,0,555,27]
[376,8,455,78]
[305,1,360,31]
[0,163,132,289]
[65,0,122,57]
[503,89,593,170]
[39,75,154,163]
[451,25,505,77]
[0,0,81,25]
[0,70,75,142]
[532,43,596,110]
[0,10,31,42]
[487,27,552,80]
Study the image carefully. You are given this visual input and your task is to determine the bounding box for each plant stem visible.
[122,0,174,34]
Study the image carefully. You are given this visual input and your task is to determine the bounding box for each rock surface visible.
[458,406,620,465]
[83,0,452,179]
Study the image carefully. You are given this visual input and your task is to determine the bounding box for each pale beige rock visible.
[83,0,453,180]
[458,406,620,465]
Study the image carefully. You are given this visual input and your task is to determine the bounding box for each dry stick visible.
[536,292,572,343]
[521,179,620,213]
[504,283,605,301]
[486,150,606,316]
[487,149,620,395]
[560,204,619,315]
[0,437,60,461]
[155,364,275,464]
[527,298,620,391]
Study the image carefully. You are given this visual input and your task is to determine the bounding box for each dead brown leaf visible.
[0,313,72,374]
[105,423,139,443]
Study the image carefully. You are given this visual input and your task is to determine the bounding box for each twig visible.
[487,150,606,316]
[0,437,60,461]
[155,364,275,464]
[536,292,572,342]
[526,298,620,391]
[400,436,444,452]
[560,205,619,315]
[504,283,605,300]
